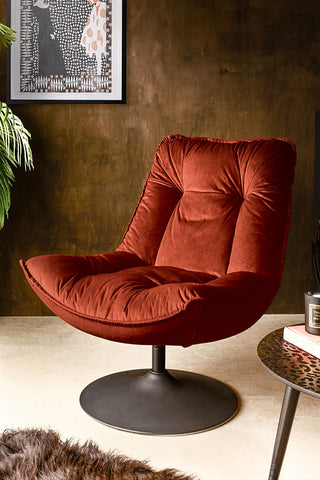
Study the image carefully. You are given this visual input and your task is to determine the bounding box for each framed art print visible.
[7,0,126,103]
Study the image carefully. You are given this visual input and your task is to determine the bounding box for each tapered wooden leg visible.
[268,385,300,480]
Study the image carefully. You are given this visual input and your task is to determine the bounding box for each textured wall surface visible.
[0,0,319,315]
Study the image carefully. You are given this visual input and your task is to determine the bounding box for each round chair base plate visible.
[80,369,239,435]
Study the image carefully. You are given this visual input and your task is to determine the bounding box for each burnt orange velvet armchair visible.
[21,135,296,435]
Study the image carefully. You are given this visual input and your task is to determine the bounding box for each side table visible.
[257,327,320,480]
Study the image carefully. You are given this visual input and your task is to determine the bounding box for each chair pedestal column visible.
[80,346,239,436]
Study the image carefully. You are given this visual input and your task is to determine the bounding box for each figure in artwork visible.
[81,0,107,76]
[33,0,66,76]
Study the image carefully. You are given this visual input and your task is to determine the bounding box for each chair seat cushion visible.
[20,250,275,347]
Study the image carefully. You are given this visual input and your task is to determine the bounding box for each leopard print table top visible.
[257,328,320,399]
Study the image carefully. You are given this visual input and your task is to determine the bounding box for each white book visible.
[283,324,320,359]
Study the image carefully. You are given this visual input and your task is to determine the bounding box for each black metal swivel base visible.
[80,345,239,435]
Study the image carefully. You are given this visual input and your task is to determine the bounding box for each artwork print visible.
[8,0,125,103]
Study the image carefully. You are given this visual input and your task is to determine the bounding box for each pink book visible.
[283,324,320,359]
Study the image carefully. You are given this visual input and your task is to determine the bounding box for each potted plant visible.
[0,22,33,229]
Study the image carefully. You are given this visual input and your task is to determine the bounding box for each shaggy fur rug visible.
[0,428,196,480]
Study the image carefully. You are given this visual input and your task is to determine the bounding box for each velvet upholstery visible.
[21,135,296,347]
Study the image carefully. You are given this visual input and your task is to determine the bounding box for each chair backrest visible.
[117,135,296,285]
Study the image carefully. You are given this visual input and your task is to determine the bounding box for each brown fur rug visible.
[0,428,196,480]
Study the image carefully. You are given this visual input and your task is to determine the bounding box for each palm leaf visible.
[0,152,14,229]
[0,102,33,229]
[0,23,16,49]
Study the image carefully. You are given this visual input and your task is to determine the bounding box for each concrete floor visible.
[0,314,318,479]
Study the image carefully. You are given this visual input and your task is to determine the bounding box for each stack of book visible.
[283,324,320,359]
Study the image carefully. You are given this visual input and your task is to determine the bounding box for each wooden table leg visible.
[268,385,300,480]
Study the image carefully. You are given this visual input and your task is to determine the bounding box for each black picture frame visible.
[7,0,126,104]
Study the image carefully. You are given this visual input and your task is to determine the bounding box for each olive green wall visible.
[0,0,318,315]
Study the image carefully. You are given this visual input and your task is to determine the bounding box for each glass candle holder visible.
[305,291,320,335]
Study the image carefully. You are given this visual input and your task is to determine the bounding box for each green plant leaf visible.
[0,102,33,229]
[0,23,16,49]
